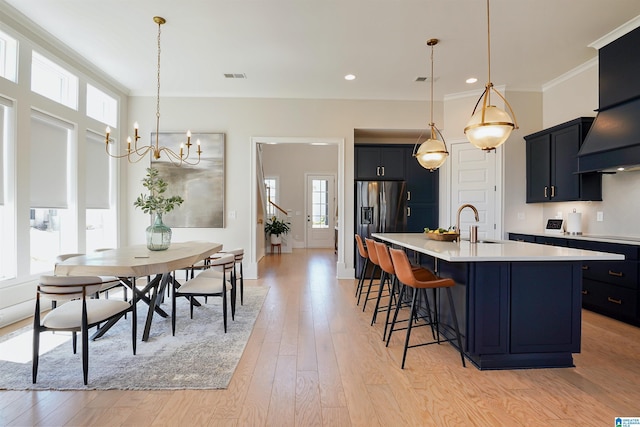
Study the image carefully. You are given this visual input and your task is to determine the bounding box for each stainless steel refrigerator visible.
[355,180,407,278]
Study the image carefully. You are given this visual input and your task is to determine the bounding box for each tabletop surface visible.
[54,241,223,277]
[372,233,626,262]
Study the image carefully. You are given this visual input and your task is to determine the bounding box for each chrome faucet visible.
[456,204,479,241]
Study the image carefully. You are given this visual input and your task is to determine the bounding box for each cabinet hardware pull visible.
[407,207,411,217]
[607,297,622,305]
[608,270,623,277]
[381,166,385,176]
[582,290,588,295]
[376,166,381,176]
[551,185,555,198]
[582,265,589,270]
[407,191,411,201]
[544,186,548,198]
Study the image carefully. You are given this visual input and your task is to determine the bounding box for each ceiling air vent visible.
[224,73,247,79]
[415,76,438,82]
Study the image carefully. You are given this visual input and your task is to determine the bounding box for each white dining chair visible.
[32,275,137,385]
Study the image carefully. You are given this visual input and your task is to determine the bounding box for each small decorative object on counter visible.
[424,227,459,242]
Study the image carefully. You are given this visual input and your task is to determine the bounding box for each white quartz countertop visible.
[372,233,626,262]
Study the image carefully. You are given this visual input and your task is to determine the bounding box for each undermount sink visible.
[462,238,501,244]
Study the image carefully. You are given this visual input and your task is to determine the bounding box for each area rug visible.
[0,285,269,390]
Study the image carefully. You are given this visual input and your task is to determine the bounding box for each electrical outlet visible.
[517,212,525,220]
[557,211,563,219]
[597,211,604,222]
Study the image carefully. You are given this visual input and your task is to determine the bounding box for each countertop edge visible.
[373,233,625,262]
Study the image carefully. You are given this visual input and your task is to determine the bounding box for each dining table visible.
[54,241,223,341]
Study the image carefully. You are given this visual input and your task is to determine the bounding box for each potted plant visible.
[264,216,290,245]
[134,167,184,251]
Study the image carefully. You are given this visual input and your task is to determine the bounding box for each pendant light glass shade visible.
[464,0,517,151]
[413,38,448,171]
[416,127,448,171]
[464,99,515,150]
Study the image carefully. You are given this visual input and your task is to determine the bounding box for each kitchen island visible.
[372,233,624,370]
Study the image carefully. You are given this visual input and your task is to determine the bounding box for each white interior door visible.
[450,142,497,240]
[306,174,335,248]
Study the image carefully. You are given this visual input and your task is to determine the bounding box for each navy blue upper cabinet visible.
[525,117,602,203]
[355,145,405,180]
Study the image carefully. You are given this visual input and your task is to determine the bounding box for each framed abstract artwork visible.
[151,132,225,228]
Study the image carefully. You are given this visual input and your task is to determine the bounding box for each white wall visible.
[126,97,434,278]
[262,143,339,249]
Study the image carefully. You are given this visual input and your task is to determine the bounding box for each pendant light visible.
[413,38,448,171]
[105,16,202,166]
[464,0,518,151]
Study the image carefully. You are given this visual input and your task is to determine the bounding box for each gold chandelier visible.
[105,16,201,166]
[413,38,448,171]
[464,0,518,151]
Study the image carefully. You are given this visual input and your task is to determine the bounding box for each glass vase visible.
[146,213,171,251]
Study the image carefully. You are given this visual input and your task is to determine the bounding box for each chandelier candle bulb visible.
[180,143,184,158]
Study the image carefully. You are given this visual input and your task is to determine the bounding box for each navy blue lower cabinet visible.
[434,260,582,370]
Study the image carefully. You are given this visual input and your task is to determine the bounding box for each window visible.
[264,178,277,217]
[29,111,73,274]
[311,179,329,228]
[86,84,117,128]
[31,51,78,110]
[0,29,18,83]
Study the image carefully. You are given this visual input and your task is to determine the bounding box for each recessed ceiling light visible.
[466,77,478,84]
[344,74,356,81]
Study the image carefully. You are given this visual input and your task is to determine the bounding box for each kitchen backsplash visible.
[540,171,640,237]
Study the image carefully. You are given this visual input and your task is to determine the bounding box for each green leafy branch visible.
[134,167,184,215]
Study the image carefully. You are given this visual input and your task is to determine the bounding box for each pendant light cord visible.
[429,42,434,126]
[486,0,492,104]
[155,19,162,152]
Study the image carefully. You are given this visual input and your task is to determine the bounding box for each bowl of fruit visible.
[424,227,459,242]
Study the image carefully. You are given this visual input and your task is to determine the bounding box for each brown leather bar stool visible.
[370,241,397,331]
[354,234,369,304]
[374,242,437,341]
[387,247,466,369]
[362,238,384,312]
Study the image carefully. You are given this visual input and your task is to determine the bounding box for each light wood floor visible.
[2,248,640,426]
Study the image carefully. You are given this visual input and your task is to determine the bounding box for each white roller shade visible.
[30,111,72,208]
[85,130,110,209]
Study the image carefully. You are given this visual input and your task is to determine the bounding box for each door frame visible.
[249,137,346,280]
